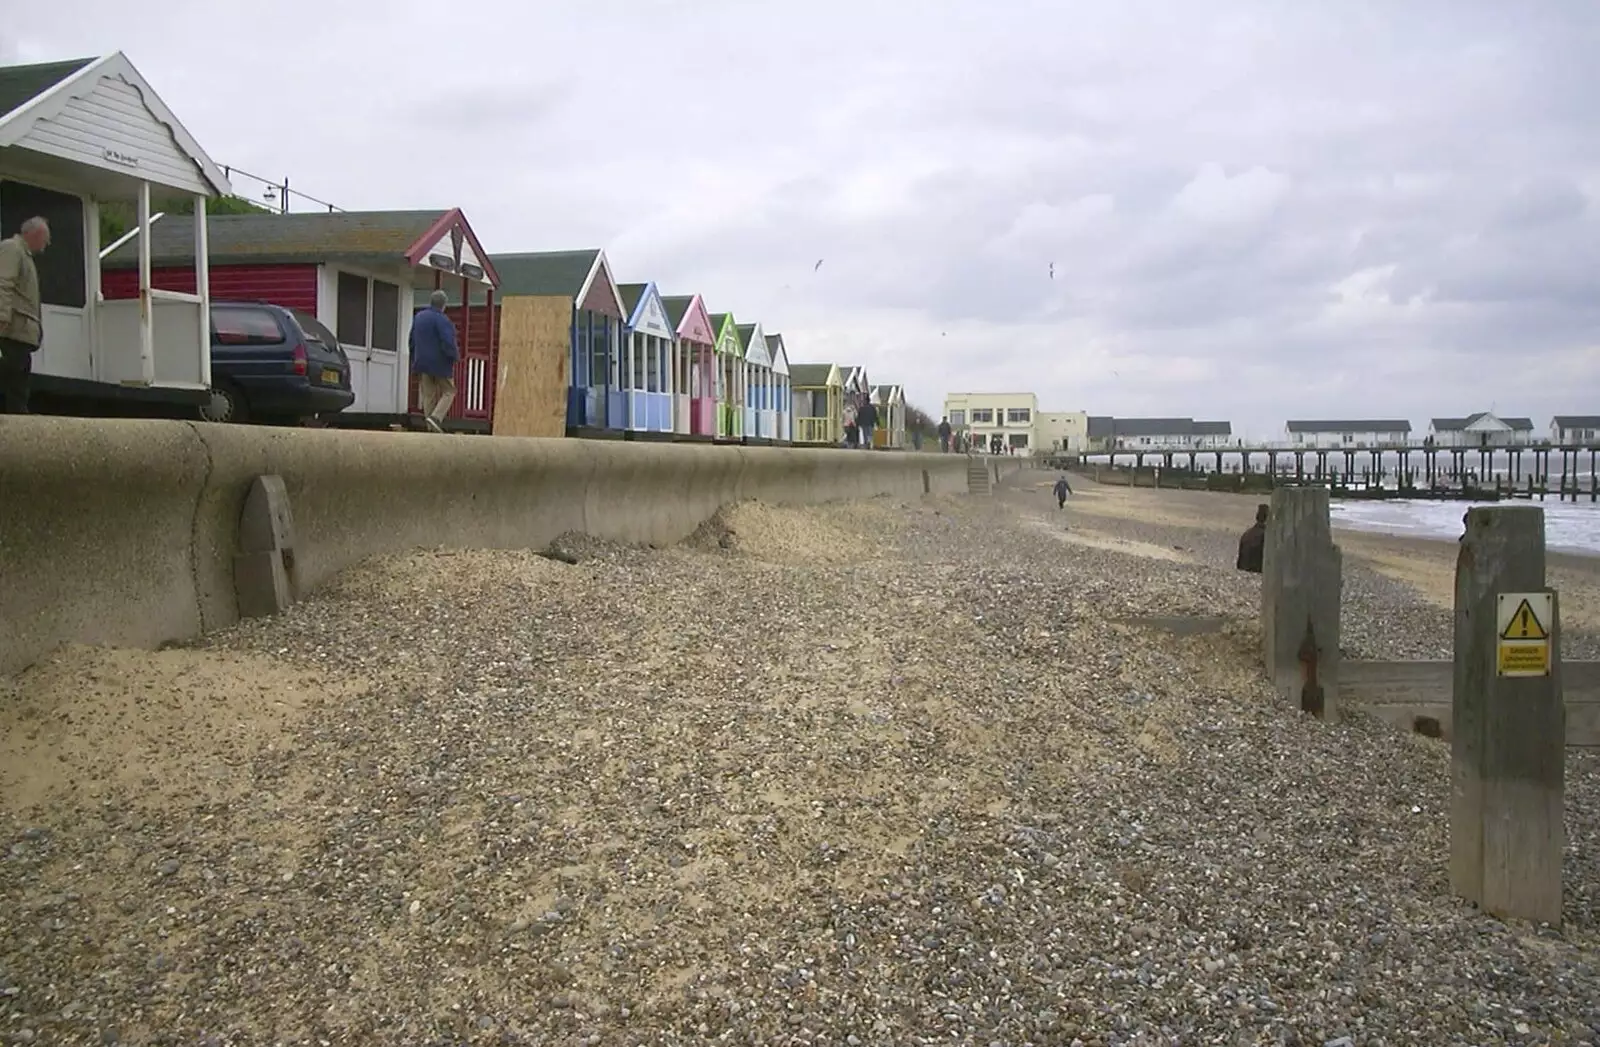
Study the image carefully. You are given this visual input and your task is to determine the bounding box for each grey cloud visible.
[17,0,1600,434]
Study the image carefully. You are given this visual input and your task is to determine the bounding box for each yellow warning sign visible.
[1496,592,1553,678]
[1498,643,1550,676]
[1501,598,1549,641]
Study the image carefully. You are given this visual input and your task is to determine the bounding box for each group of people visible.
[931,416,1025,456]
[840,391,879,449]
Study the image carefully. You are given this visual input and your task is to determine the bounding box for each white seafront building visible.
[1285,420,1413,449]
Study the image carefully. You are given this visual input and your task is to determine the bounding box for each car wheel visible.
[199,381,248,424]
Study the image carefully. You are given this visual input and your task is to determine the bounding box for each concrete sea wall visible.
[0,419,980,676]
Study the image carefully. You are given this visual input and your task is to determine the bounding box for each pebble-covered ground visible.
[1,475,1596,1046]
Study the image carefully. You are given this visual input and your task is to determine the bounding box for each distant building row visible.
[938,394,1236,453]
[1284,412,1600,450]
[939,395,1600,456]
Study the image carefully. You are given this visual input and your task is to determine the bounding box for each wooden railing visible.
[796,416,834,444]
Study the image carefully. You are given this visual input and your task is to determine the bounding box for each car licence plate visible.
[320,368,339,385]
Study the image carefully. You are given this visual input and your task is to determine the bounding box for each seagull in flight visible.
[814,259,824,271]
[1048,262,1055,280]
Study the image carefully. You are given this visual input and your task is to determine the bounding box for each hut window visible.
[336,271,370,346]
[587,315,608,387]
[371,280,401,351]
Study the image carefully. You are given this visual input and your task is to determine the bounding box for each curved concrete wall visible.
[0,418,972,675]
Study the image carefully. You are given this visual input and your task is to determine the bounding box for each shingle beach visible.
[2,472,1596,1046]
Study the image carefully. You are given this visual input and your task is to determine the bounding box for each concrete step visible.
[966,455,992,495]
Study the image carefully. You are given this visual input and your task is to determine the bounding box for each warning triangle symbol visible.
[1501,598,1549,641]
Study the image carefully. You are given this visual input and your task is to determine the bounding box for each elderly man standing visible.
[409,288,459,433]
[0,216,49,415]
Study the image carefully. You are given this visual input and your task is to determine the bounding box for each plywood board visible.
[493,295,570,438]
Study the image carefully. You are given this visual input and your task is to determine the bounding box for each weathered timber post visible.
[1261,486,1342,722]
[1451,506,1564,926]
[235,474,298,619]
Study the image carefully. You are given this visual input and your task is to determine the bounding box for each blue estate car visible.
[202,301,355,424]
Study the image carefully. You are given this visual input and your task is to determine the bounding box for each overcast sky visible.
[10,0,1600,437]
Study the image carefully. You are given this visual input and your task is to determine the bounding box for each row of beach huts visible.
[0,52,909,446]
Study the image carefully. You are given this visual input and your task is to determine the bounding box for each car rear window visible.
[291,310,340,352]
[213,308,284,345]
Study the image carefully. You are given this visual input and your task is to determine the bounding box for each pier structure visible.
[1070,443,1600,502]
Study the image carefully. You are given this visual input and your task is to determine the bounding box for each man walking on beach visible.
[0,216,49,415]
[1236,503,1268,573]
[938,416,952,453]
[1053,474,1073,509]
[409,289,459,433]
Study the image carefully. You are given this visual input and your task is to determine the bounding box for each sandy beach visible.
[1,481,1596,1044]
[1030,472,1600,634]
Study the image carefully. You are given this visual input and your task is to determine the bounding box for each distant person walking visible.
[938,416,952,452]
[0,216,49,415]
[857,394,879,449]
[842,397,859,448]
[1053,474,1073,508]
[409,289,459,433]
[1236,503,1268,573]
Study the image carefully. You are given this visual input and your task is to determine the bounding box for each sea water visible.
[1331,498,1600,556]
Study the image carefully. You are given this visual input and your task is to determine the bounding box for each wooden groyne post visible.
[1261,486,1342,722]
[1450,506,1565,926]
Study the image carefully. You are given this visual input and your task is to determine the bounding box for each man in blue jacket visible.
[410,289,459,433]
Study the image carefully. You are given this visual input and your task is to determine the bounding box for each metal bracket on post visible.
[234,474,298,619]
[1261,486,1342,722]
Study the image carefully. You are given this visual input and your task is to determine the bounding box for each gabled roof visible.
[1287,419,1412,433]
[710,312,741,355]
[104,210,494,279]
[1108,417,1233,437]
[0,58,92,119]
[660,293,716,345]
[402,208,500,287]
[489,249,623,316]
[1553,415,1600,429]
[661,295,692,328]
[872,384,902,405]
[736,322,772,367]
[1431,412,1534,432]
[765,333,790,376]
[0,53,231,196]
[789,363,836,388]
[492,249,599,298]
[1111,417,1189,437]
[617,280,674,335]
